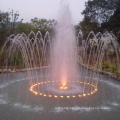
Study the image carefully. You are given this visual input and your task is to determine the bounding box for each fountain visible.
[0,2,98,99]
[0,1,120,120]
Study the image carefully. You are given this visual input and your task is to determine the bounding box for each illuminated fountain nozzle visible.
[60,86,68,90]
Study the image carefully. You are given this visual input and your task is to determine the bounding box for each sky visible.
[0,0,87,25]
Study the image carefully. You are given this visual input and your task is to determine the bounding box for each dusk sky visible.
[0,0,87,24]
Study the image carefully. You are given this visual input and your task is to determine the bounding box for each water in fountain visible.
[50,1,78,91]
[0,1,97,98]
[0,1,120,120]
[0,29,120,119]
[0,2,120,98]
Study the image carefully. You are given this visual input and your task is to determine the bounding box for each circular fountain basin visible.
[0,68,120,120]
[30,81,97,98]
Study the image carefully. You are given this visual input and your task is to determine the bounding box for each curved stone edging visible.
[0,66,51,73]
[78,61,120,81]
[0,62,120,81]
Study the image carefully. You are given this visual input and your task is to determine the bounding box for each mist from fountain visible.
[0,1,120,119]
[0,1,120,99]
[50,1,78,88]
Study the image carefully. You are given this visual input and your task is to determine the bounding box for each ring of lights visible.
[29,81,97,98]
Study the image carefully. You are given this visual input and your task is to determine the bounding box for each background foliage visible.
[77,0,120,42]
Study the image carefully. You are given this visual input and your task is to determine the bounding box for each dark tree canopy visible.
[0,10,22,45]
[82,0,118,23]
[78,0,120,42]
[78,17,101,39]
[101,0,120,41]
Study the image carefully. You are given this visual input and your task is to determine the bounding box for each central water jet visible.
[51,1,78,90]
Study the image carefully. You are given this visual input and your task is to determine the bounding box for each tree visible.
[0,11,10,44]
[0,10,22,45]
[16,23,35,34]
[82,0,117,24]
[30,18,56,35]
[101,0,120,42]
[0,11,9,24]
[0,10,22,33]
[7,10,23,34]
[77,17,101,39]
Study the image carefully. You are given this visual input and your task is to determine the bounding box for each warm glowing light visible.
[35,92,38,95]
[62,81,66,87]
[30,86,33,89]
[30,89,33,92]
[87,93,90,95]
[95,89,97,91]
[60,96,64,98]
[61,76,67,87]
[60,86,68,90]
[83,94,86,96]
[67,96,70,98]
[29,81,98,98]
[49,95,52,97]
